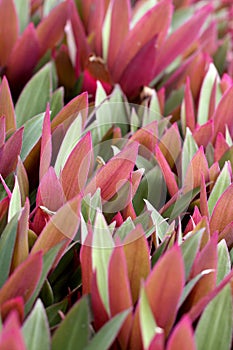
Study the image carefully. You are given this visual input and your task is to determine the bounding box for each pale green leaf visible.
[16,63,52,127]
[102,3,112,61]
[182,128,198,184]
[144,200,169,240]
[14,0,30,32]
[217,239,231,285]
[50,87,64,120]
[23,299,50,350]
[92,212,114,314]
[208,161,231,216]
[84,310,129,350]
[8,176,21,222]
[181,229,203,280]
[195,284,233,350]
[20,113,44,161]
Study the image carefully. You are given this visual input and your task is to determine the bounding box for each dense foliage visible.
[1,0,233,349]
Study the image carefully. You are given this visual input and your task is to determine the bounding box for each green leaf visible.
[0,214,18,288]
[16,63,52,127]
[8,176,21,222]
[92,212,114,314]
[54,114,82,176]
[14,0,30,32]
[144,200,169,240]
[52,296,90,350]
[217,240,231,285]
[84,310,129,350]
[115,217,135,241]
[139,286,159,349]
[182,128,198,185]
[20,112,45,161]
[95,82,112,139]
[181,229,203,280]
[23,299,50,350]
[197,63,221,125]
[195,284,233,350]
[43,0,65,16]
[208,161,231,216]
[50,87,64,120]
[46,299,68,327]
[178,269,214,308]
[25,243,63,314]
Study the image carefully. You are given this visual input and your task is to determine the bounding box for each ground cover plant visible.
[1,0,233,349]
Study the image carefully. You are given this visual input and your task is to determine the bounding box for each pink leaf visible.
[107,0,130,71]
[91,271,109,331]
[167,316,196,350]
[6,23,40,95]
[0,252,43,306]
[1,297,24,324]
[214,132,229,162]
[31,195,81,255]
[183,77,195,132]
[112,0,172,82]
[200,173,209,218]
[80,231,93,295]
[109,246,133,349]
[86,0,106,56]
[36,1,69,58]
[0,0,18,66]
[155,145,179,197]
[0,312,26,350]
[153,5,212,77]
[148,332,164,350]
[183,146,209,193]
[145,245,184,336]
[129,121,158,155]
[37,167,65,212]
[0,116,5,147]
[123,225,150,304]
[213,86,233,140]
[210,183,233,235]
[119,34,157,97]
[51,92,88,131]
[40,105,52,180]
[60,132,92,200]
[85,142,138,201]
[193,120,213,148]
[0,77,16,133]
[0,128,23,178]
[159,122,181,168]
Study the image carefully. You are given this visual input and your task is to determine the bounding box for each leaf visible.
[46,299,68,327]
[84,310,130,350]
[183,146,209,193]
[36,1,68,58]
[0,252,43,306]
[217,239,231,285]
[213,85,233,140]
[40,106,52,180]
[145,200,169,240]
[25,243,63,314]
[0,214,18,288]
[208,161,231,216]
[145,245,184,336]
[54,114,82,175]
[92,212,114,314]
[119,34,158,97]
[51,296,90,350]
[14,0,30,32]
[0,127,23,178]
[112,0,172,82]
[139,286,160,350]
[6,23,40,95]
[0,77,16,133]
[108,246,133,349]
[51,92,88,130]
[0,311,26,350]
[107,0,130,71]
[60,132,92,200]
[20,113,44,161]
[8,176,21,222]
[50,87,64,120]
[15,63,52,127]
[210,183,233,234]
[123,224,150,304]
[22,299,50,350]
[31,195,81,255]
[181,229,203,280]
[182,128,198,184]
[0,0,18,66]
[167,316,196,350]
[85,142,138,201]
[153,4,212,77]
[195,284,232,350]
[197,63,221,125]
